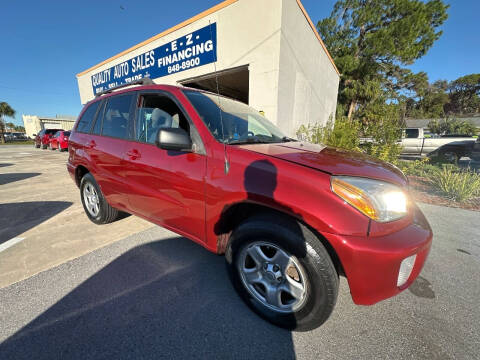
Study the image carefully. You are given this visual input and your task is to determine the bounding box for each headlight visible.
[331,176,408,222]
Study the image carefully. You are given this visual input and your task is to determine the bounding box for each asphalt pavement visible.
[0,202,478,359]
[0,145,153,288]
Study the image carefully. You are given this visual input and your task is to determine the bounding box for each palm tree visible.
[0,102,16,143]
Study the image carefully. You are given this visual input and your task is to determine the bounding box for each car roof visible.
[86,83,235,107]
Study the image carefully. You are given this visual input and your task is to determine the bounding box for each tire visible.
[34,142,40,149]
[440,151,459,164]
[42,143,47,149]
[49,143,54,150]
[226,213,339,331]
[80,172,120,224]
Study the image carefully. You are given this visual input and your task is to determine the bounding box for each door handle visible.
[126,149,141,160]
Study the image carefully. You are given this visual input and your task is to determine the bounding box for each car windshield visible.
[183,90,290,145]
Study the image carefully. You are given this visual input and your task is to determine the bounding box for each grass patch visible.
[0,140,34,145]
[429,166,480,202]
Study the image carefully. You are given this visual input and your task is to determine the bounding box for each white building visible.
[76,0,339,137]
[22,115,76,139]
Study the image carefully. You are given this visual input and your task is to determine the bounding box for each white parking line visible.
[0,237,25,253]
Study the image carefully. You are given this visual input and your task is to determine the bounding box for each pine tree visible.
[317,0,449,121]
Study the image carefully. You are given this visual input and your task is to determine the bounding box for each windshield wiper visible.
[281,136,296,142]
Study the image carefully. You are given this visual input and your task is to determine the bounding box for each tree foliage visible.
[0,102,16,144]
[318,0,449,120]
[405,74,480,118]
[445,74,480,115]
[427,118,477,136]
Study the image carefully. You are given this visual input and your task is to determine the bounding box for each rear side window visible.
[46,129,59,135]
[64,131,71,137]
[77,101,100,133]
[100,94,134,139]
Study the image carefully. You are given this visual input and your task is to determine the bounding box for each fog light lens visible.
[397,254,416,287]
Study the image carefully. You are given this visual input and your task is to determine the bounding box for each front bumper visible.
[323,204,432,305]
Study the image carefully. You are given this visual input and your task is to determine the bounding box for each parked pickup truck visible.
[401,127,475,157]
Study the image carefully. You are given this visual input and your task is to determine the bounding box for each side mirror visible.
[156,128,192,152]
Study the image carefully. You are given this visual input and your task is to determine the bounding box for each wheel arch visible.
[75,165,90,187]
[216,201,345,277]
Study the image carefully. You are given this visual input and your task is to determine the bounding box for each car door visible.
[123,91,207,242]
[402,128,423,154]
[86,93,135,210]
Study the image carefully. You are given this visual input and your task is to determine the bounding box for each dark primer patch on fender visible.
[408,276,435,299]
[456,248,471,255]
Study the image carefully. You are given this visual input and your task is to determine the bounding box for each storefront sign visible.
[91,23,217,95]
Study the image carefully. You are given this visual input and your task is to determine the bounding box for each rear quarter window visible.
[100,94,134,139]
[76,101,101,133]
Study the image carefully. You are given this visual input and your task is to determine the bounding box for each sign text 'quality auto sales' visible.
[91,23,217,94]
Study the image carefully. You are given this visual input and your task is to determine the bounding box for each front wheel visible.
[226,214,339,331]
[80,173,120,224]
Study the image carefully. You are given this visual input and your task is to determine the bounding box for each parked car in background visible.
[34,129,64,149]
[427,139,477,163]
[49,130,70,151]
[67,81,433,331]
[401,127,475,157]
[12,132,28,140]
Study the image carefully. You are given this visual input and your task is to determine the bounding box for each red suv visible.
[67,80,432,331]
[34,128,63,149]
[49,130,70,151]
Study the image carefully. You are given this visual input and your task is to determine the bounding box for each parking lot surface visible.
[0,145,153,288]
[0,145,479,359]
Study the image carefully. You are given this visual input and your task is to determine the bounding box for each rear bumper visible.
[323,204,432,305]
[67,163,76,186]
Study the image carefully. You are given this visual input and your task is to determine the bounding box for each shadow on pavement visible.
[0,237,295,359]
[0,201,73,243]
[0,172,41,185]
[0,163,13,168]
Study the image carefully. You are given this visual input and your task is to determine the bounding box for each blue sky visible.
[1,0,478,126]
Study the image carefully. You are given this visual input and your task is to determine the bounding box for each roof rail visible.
[95,77,155,97]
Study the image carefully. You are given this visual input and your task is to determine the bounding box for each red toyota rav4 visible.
[67,80,432,331]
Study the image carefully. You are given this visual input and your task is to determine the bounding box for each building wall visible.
[22,115,75,138]
[276,0,340,137]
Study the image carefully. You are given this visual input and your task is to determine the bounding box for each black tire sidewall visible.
[80,173,109,224]
[226,217,338,331]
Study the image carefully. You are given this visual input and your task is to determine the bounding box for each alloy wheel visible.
[83,183,100,217]
[237,241,308,313]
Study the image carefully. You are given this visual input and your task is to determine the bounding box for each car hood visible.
[237,142,407,186]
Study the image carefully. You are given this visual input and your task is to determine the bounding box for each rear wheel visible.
[226,214,339,331]
[80,173,120,224]
[440,151,459,164]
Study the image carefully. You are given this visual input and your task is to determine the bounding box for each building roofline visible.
[295,0,339,75]
[77,0,339,78]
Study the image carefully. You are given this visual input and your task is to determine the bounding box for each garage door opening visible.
[179,65,249,104]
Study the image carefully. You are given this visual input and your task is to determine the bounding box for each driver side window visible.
[135,94,189,144]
